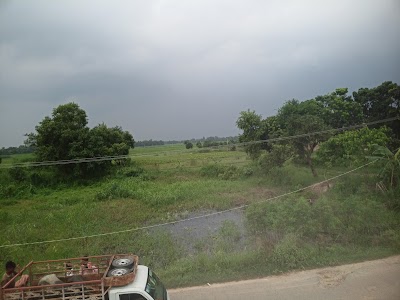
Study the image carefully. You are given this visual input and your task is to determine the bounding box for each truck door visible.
[119,293,152,300]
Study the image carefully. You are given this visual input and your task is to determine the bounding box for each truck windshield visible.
[145,269,167,300]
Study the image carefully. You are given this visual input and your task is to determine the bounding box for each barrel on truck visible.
[0,254,169,300]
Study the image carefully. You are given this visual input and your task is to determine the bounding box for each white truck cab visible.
[108,266,169,300]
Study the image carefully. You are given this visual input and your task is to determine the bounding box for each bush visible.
[185,142,193,149]
[132,231,183,269]
[317,127,391,166]
[0,184,17,198]
[271,234,312,269]
[200,164,223,177]
[29,172,48,186]
[383,188,400,211]
[200,164,242,180]
[197,149,211,153]
[124,166,144,177]
[246,191,399,247]
[95,183,133,201]
[9,167,27,182]
[242,167,253,177]
[258,144,293,173]
[263,167,293,186]
[0,211,11,224]
[219,166,241,180]
[215,221,242,253]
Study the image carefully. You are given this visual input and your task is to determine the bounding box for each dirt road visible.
[169,256,400,300]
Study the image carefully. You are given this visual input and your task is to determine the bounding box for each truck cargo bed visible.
[1,254,139,300]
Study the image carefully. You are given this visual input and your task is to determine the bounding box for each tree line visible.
[237,81,400,187]
[0,145,35,156]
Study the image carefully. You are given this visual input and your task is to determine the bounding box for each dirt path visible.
[169,255,400,300]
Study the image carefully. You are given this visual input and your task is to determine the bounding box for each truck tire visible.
[112,257,135,269]
[107,267,131,277]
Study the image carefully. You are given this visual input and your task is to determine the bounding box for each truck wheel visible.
[112,257,134,269]
[107,268,131,277]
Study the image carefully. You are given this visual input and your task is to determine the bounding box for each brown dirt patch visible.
[317,269,349,288]
[220,187,277,206]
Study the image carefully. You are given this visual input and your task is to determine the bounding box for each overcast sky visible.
[1,0,399,147]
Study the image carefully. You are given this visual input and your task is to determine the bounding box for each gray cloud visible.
[1,0,400,146]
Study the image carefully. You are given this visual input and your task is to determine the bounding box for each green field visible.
[1,144,399,288]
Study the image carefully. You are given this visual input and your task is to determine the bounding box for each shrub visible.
[95,183,133,201]
[197,149,211,153]
[264,167,293,186]
[124,166,144,177]
[9,167,27,183]
[200,164,242,180]
[371,146,400,190]
[258,144,293,173]
[242,167,254,177]
[218,166,241,180]
[246,191,399,248]
[200,164,224,177]
[383,188,400,211]
[25,169,61,187]
[271,234,312,269]
[185,142,193,149]
[0,184,17,198]
[30,172,48,186]
[0,211,11,224]
[317,127,391,166]
[133,231,182,269]
[215,221,242,253]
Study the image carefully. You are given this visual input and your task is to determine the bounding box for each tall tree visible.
[26,103,134,178]
[285,115,331,177]
[277,99,330,177]
[353,81,400,139]
[278,90,363,130]
[236,110,273,159]
[26,103,89,163]
[315,88,364,128]
[277,99,323,129]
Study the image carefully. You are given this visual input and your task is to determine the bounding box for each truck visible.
[0,254,169,300]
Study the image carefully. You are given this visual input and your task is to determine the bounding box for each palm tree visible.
[369,145,400,189]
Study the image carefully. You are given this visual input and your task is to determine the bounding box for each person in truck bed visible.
[79,256,98,275]
[64,261,74,276]
[1,261,29,288]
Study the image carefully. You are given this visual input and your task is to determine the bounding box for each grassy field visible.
[0,144,399,288]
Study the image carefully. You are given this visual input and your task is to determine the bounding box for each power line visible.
[1,155,130,168]
[0,159,377,249]
[0,116,397,169]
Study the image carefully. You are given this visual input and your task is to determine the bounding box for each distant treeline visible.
[135,140,183,147]
[135,140,166,147]
[186,136,239,143]
[0,145,35,156]
[136,136,239,147]
[2,136,239,151]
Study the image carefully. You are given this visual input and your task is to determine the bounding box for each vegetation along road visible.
[169,256,400,300]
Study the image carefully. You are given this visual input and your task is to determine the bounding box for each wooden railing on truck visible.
[1,254,138,300]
